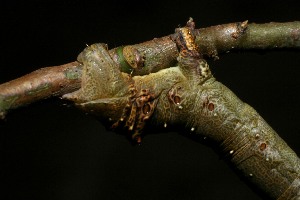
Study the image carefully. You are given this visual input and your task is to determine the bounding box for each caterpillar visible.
[63,24,300,199]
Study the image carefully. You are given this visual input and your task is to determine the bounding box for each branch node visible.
[231,20,248,39]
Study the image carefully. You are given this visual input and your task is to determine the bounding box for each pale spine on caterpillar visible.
[63,20,300,199]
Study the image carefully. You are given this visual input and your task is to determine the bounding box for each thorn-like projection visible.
[231,20,248,39]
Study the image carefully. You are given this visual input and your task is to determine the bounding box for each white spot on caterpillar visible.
[164,122,167,128]
[178,105,183,109]
[191,127,195,132]
[199,61,210,78]
[249,173,253,177]
[229,150,234,154]
[266,157,269,161]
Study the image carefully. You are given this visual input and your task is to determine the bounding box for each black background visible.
[1,0,300,199]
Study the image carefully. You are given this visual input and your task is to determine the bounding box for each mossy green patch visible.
[0,95,19,112]
[26,83,51,96]
[116,46,134,74]
[64,67,82,80]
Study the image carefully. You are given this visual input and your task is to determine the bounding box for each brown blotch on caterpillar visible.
[143,103,150,114]
[167,86,182,106]
[260,143,267,151]
[174,96,181,104]
[208,102,214,111]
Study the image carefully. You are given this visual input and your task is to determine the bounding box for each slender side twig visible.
[1,21,300,118]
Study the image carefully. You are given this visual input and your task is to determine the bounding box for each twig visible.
[1,21,300,118]
[0,62,81,119]
[196,21,300,59]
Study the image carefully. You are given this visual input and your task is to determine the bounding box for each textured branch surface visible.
[196,21,300,58]
[1,21,300,118]
[61,24,300,199]
[0,62,82,119]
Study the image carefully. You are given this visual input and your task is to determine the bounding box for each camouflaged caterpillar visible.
[63,26,300,199]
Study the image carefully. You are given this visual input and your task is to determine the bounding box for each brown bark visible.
[0,62,82,119]
[195,21,300,59]
[1,21,300,118]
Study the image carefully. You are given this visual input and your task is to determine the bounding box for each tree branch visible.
[0,62,81,119]
[1,21,300,118]
[196,21,300,58]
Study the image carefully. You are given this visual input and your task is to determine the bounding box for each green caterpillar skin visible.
[64,43,300,199]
